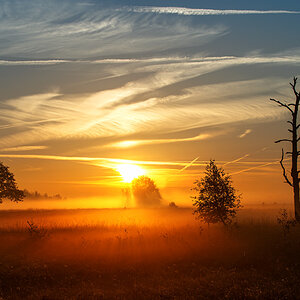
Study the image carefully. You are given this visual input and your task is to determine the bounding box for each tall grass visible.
[0,207,299,299]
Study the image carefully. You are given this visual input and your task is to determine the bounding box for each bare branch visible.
[286,151,299,157]
[270,98,294,114]
[287,122,300,130]
[280,149,293,187]
[288,103,296,107]
[275,139,293,143]
[290,77,299,98]
[288,129,293,133]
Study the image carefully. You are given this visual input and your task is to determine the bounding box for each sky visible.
[0,0,299,208]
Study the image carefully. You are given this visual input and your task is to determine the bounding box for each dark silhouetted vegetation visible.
[169,201,178,208]
[270,77,300,221]
[23,189,63,200]
[132,175,162,207]
[0,161,24,203]
[27,220,49,239]
[277,209,297,238]
[192,160,241,226]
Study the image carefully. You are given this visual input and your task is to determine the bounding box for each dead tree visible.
[270,77,300,221]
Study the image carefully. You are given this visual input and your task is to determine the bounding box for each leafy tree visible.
[192,160,241,226]
[131,175,162,207]
[0,162,24,203]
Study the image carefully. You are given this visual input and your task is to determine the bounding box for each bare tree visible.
[270,77,300,221]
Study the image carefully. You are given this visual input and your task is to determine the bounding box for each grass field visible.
[0,207,300,299]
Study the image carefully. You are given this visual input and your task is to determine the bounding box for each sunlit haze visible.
[0,0,299,209]
[116,164,146,183]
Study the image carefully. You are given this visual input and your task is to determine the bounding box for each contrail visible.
[223,154,250,166]
[223,146,271,167]
[179,156,199,173]
[128,7,300,16]
[229,149,290,175]
[230,160,279,175]
[0,60,69,66]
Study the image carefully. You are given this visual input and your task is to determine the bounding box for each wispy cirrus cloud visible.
[0,1,225,59]
[0,63,294,148]
[128,6,300,16]
[0,145,48,152]
[108,133,213,148]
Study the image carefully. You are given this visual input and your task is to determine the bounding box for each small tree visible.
[0,161,24,203]
[192,160,241,226]
[131,175,162,207]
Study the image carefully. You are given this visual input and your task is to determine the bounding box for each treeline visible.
[23,189,65,201]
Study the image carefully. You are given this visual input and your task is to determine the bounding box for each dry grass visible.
[0,207,300,299]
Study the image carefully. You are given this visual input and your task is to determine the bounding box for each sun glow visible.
[116,164,146,183]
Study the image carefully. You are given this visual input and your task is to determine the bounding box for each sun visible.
[116,164,145,183]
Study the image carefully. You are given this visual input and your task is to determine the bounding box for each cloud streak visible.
[129,6,300,16]
[108,133,214,148]
[2,55,300,66]
[0,146,48,152]
[0,153,282,178]
[0,153,205,169]
[239,129,252,138]
[0,60,69,66]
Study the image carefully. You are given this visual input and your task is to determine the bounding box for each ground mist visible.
[0,207,300,299]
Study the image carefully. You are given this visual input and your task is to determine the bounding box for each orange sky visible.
[0,1,299,209]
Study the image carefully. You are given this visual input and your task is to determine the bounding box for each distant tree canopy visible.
[131,175,162,207]
[23,190,63,201]
[192,160,241,226]
[0,161,24,203]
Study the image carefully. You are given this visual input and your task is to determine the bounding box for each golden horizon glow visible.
[116,164,146,183]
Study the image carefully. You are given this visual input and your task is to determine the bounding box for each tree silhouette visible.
[0,161,24,203]
[192,160,241,226]
[131,175,162,207]
[270,77,300,222]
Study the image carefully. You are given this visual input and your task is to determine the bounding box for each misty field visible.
[0,207,300,299]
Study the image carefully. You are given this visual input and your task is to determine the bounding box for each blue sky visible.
[0,0,299,205]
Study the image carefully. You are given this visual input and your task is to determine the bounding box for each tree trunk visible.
[270,77,300,222]
[292,131,300,221]
[293,182,300,221]
[292,81,300,222]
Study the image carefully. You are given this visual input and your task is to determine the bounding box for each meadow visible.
[0,206,300,299]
